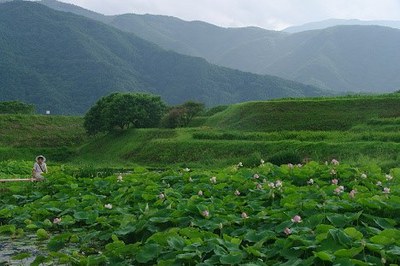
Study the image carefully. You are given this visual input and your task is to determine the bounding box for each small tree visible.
[161,101,205,128]
[84,93,166,135]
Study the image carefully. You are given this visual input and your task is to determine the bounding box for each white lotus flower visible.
[210,176,217,184]
[386,174,393,181]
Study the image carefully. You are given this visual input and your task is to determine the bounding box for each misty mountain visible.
[283,18,400,33]
[0,1,326,114]
[38,0,400,93]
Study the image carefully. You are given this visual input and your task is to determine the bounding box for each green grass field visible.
[73,95,400,170]
[204,95,400,131]
[0,115,86,161]
[1,94,400,170]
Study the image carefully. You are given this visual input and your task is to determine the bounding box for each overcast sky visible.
[61,0,400,30]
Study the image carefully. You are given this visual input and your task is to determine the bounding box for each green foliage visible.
[161,101,205,128]
[0,101,35,114]
[267,150,302,166]
[0,1,325,115]
[84,93,165,135]
[1,161,400,265]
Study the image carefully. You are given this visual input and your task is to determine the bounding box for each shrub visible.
[267,150,302,165]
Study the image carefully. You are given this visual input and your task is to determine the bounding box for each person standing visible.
[32,155,48,180]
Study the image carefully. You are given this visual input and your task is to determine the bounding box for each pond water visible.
[0,235,46,265]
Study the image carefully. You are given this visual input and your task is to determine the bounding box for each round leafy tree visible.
[84,93,166,135]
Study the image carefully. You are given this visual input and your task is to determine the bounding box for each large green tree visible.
[84,93,166,135]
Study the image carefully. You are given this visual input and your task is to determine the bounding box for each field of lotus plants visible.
[0,160,400,265]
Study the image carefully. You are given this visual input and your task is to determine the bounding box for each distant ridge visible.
[283,18,400,33]
[0,1,326,114]
[36,0,400,94]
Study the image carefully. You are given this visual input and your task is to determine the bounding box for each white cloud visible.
[61,0,400,30]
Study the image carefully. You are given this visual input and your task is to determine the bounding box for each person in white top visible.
[32,155,48,180]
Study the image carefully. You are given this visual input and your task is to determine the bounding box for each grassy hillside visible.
[76,95,400,170]
[2,95,400,170]
[0,114,85,161]
[0,1,325,115]
[38,1,400,93]
[204,95,400,131]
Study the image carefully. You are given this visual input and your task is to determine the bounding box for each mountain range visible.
[283,18,400,33]
[37,0,400,93]
[0,1,325,114]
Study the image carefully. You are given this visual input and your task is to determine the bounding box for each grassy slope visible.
[77,95,400,170]
[204,95,400,131]
[0,115,85,161]
[3,95,400,170]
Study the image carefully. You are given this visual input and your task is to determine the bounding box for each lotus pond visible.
[0,161,400,265]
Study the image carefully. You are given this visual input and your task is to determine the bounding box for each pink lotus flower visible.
[104,204,113,209]
[331,179,339,185]
[53,218,62,224]
[256,183,263,190]
[253,174,260,179]
[210,176,217,184]
[307,179,314,185]
[349,190,357,199]
[241,212,249,219]
[159,193,165,200]
[361,174,367,179]
[198,190,203,196]
[331,159,340,165]
[234,190,241,196]
[334,186,345,195]
[202,210,209,217]
[383,187,391,194]
[291,215,302,223]
[284,227,292,235]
